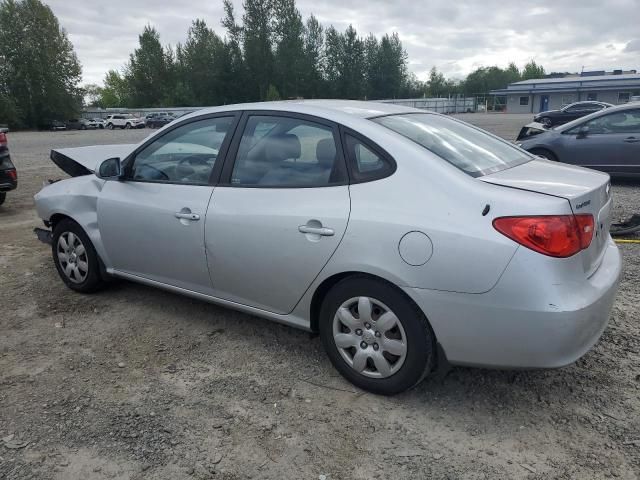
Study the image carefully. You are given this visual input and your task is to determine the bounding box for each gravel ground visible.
[1,117,639,480]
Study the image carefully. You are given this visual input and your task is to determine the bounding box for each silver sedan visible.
[34,100,621,395]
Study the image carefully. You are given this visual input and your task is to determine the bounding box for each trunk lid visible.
[51,144,136,177]
[481,159,613,276]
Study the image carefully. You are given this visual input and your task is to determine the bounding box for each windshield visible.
[372,113,531,177]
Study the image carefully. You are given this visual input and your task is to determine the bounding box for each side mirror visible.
[97,157,122,179]
[576,125,589,138]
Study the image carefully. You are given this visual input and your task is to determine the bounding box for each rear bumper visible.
[404,238,622,368]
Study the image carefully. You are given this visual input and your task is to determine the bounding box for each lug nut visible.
[360,341,368,349]
[364,322,371,329]
[373,343,379,351]
[375,331,381,337]
[355,329,363,336]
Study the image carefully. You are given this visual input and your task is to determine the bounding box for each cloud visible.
[46,0,640,85]
[625,39,640,52]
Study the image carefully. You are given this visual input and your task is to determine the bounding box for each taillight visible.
[493,214,594,258]
[6,168,17,181]
[0,132,7,147]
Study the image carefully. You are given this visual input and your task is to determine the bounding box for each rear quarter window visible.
[372,113,531,177]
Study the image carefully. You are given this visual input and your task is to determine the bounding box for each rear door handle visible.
[298,225,334,236]
[623,137,640,143]
[175,212,200,221]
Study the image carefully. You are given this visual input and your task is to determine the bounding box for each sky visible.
[47,0,640,86]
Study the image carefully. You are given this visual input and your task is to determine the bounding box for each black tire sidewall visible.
[319,276,435,395]
[0,192,6,205]
[52,219,104,293]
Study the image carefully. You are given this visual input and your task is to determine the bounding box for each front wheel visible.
[319,276,435,395]
[52,219,106,293]
[107,123,113,130]
[125,123,131,129]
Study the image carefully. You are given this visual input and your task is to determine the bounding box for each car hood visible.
[51,144,136,176]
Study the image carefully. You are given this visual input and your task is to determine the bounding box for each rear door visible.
[560,108,640,173]
[205,112,350,314]
[97,114,238,294]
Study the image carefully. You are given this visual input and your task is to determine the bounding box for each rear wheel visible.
[0,192,6,205]
[319,276,435,395]
[529,148,557,161]
[107,123,113,130]
[52,219,106,293]
[125,123,131,129]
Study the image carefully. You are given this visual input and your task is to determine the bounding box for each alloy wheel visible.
[332,296,407,379]
[56,231,89,284]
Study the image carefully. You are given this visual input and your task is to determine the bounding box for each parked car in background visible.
[0,129,17,205]
[146,114,176,128]
[66,118,94,130]
[48,120,66,131]
[88,118,105,129]
[34,100,621,395]
[105,114,146,130]
[518,102,640,176]
[534,101,613,127]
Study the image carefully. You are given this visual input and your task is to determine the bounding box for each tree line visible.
[0,0,549,128]
[87,0,547,109]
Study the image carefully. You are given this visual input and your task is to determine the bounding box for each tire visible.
[99,124,104,129]
[125,123,131,129]
[528,148,558,161]
[540,117,552,128]
[81,125,86,130]
[52,219,106,293]
[107,123,113,130]
[0,192,6,205]
[319,276,436,395]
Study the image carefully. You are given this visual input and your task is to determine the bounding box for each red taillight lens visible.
[0,132,6,147]
[493,214,594,258]
[6,168,17,181]
[574,214,594,250]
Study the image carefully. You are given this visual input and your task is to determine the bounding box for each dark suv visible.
[0,129,17,205]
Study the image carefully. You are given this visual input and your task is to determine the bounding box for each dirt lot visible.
[1,116,639,480]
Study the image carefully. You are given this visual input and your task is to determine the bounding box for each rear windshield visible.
[372,113,531,177]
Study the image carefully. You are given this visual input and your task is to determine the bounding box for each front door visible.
[97,115,237,293]
[205,113,351,314]
[539,95,549,112]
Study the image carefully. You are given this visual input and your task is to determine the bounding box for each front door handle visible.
[298,225,334,236]
[623,137,640,143]
[175,211,200,221]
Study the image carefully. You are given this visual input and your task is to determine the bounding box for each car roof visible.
[190,100,423,121]
[556,101,640,131]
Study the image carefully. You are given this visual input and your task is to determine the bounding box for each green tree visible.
[522,60,545,80]
[339,25,365,98]
[177,19,226,105]
[272,0,305,99]
[126,25,173,107]
[301,15,324,98]
[265,84,281,101]
[0,0,82,127]
[98,70,128,108]
[323,26,343,97]
[221,0,247,102]
[242,0,273,100]
[426,67,447,97]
